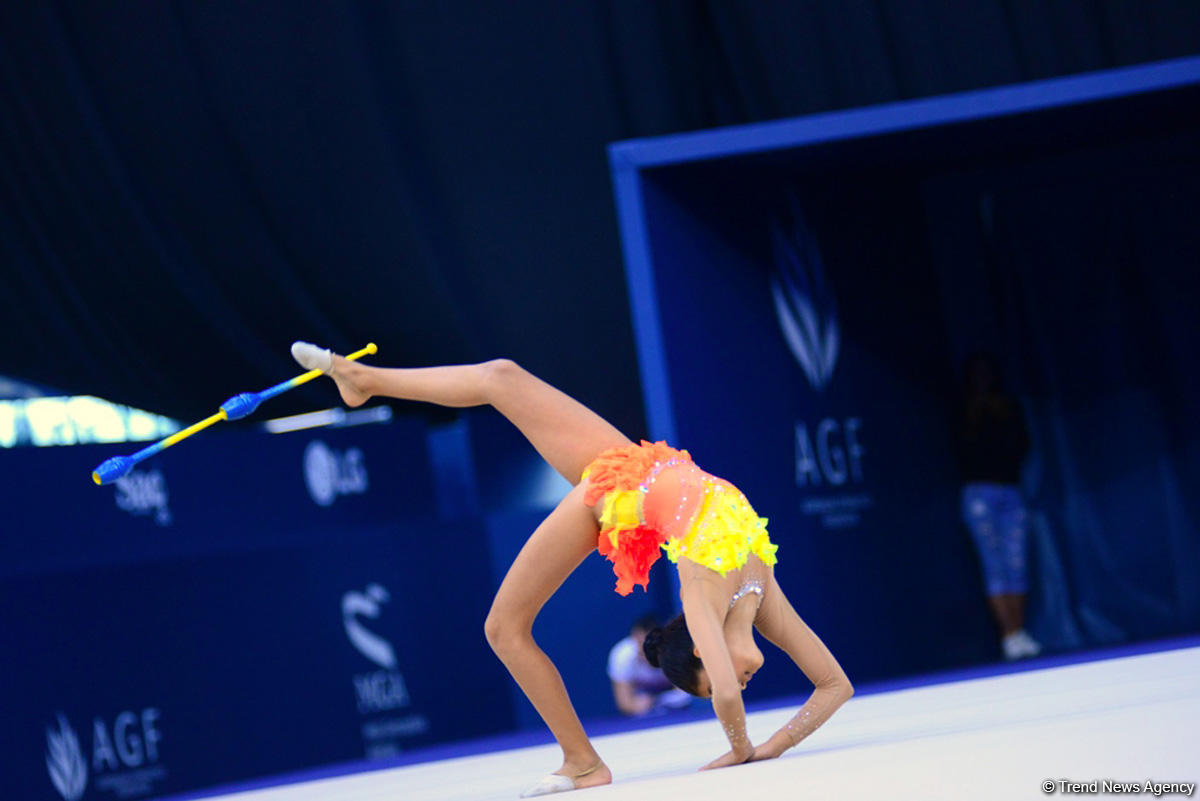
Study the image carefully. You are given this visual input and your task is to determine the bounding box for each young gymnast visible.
[291,343,854,797]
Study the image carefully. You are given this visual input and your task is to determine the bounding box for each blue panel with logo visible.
[0,524,511,799]
[625,167,992,692]
[609,58,1200,693]
[0,420,437,578]
[0,421,514,799]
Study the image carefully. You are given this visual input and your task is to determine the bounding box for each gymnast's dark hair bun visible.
[643,615,704,696]
[643,627,666,668]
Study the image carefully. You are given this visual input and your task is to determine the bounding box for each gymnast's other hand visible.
[698,744,754,771]
[748,732,789,761]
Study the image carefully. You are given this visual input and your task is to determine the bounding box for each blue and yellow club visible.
[91,343,377,485]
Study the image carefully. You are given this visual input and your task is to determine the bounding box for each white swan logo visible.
[342,583,396,669]
[770,204,840,391]
[343,583,413,722]
[45,715,87,801]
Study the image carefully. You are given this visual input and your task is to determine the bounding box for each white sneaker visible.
[1002,632,1024,660]
[1002,629,1042,660]
[1014,629,1042,658]
[291,341,333,374]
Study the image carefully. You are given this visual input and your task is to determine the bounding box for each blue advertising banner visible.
[0,422,514,800]
[0,420,437,578]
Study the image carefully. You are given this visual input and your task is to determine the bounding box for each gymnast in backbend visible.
[291,342,854,797]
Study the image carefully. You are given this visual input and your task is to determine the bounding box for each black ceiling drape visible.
[2,1,1198,430]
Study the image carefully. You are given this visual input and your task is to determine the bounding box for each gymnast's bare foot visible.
[291,342,371,408]
[569,760,611,790]
[328,354,371,408]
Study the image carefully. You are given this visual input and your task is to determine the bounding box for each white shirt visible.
[607,636,673,691]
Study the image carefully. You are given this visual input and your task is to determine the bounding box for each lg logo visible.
[304,440,368,507]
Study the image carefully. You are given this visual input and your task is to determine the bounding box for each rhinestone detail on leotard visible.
[729,579,764,610]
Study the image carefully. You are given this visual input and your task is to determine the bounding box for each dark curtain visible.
[1002,161,1200,644]
[927,129,1200,646]
[2,1,1199,433]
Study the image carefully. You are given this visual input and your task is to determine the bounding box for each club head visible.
[220,392,262,421]
[92,455,134,485]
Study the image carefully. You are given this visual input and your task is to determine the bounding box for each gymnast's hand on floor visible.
[698,744,754,771]
[749,733,789,761]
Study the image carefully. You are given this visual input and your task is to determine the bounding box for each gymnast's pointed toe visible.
[291,341,333,374]
[518,774,576,797]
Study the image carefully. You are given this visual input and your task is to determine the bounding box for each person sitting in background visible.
[958,352,1042,661]
[608,614,692,716]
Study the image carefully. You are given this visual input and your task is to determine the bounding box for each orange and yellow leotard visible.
[581,441,778,595]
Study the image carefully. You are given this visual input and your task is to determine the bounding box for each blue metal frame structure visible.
[607,55,1200,443]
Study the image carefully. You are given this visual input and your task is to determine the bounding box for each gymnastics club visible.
[91,342,378,485]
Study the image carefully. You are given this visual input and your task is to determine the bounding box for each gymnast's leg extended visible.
[298,347,631,788]
[319,353,629,484]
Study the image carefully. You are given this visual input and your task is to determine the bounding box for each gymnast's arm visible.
[681,579,753,768]
[751,578,854,759]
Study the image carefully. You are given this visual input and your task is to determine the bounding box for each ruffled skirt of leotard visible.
[581,441,778,596]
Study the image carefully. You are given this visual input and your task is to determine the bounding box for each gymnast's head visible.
[643,614,763,698]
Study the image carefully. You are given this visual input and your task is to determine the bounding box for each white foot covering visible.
[1002,632,1024,661]
[1013,629,1042,657]
[291,341,333,375]
[519,774,576,797]
[1002,629,1043,660]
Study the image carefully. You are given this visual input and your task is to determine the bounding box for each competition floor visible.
[187,644,1199,801]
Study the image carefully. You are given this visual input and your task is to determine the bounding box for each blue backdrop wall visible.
[632,165,993,690]
[609,60,1200,696]
[1,408,691,801]
[0,424,513,800]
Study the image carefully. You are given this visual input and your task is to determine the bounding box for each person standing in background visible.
[958,353,1042,660]
[608,614,692,716]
